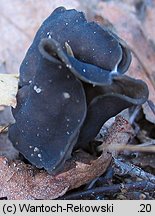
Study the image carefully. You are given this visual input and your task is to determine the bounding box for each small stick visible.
[60,181,155,200]
[0,125,9,134]
[138,141,155,147]
[114,159,155,184]
[109,144,155,153]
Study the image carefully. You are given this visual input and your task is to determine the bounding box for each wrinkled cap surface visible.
[19,7,131,87]
[76,76,149,149]
[9,7,149,174]
[9,39,86,173]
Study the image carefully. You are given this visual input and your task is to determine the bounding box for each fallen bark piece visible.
[0,74,18,108]
[0,115,133,200]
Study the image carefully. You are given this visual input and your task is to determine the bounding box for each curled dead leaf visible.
[0,151,111,200]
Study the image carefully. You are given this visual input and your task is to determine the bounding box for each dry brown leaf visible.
[0,74,18,107]
[98,116,134,154]
[0,115,133,200]
[0,151,111,200]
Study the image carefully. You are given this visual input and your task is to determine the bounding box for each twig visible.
[60,181,155,200]
[0,125,9,134]
[114,159,155,184]
[138,141,155,147]
[109,144,155,153]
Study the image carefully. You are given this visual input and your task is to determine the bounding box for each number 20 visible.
[139,204,151,212]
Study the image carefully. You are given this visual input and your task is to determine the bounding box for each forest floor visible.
[0,0,155,200]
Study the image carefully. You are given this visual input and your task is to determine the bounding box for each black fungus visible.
[8,7,149,173]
